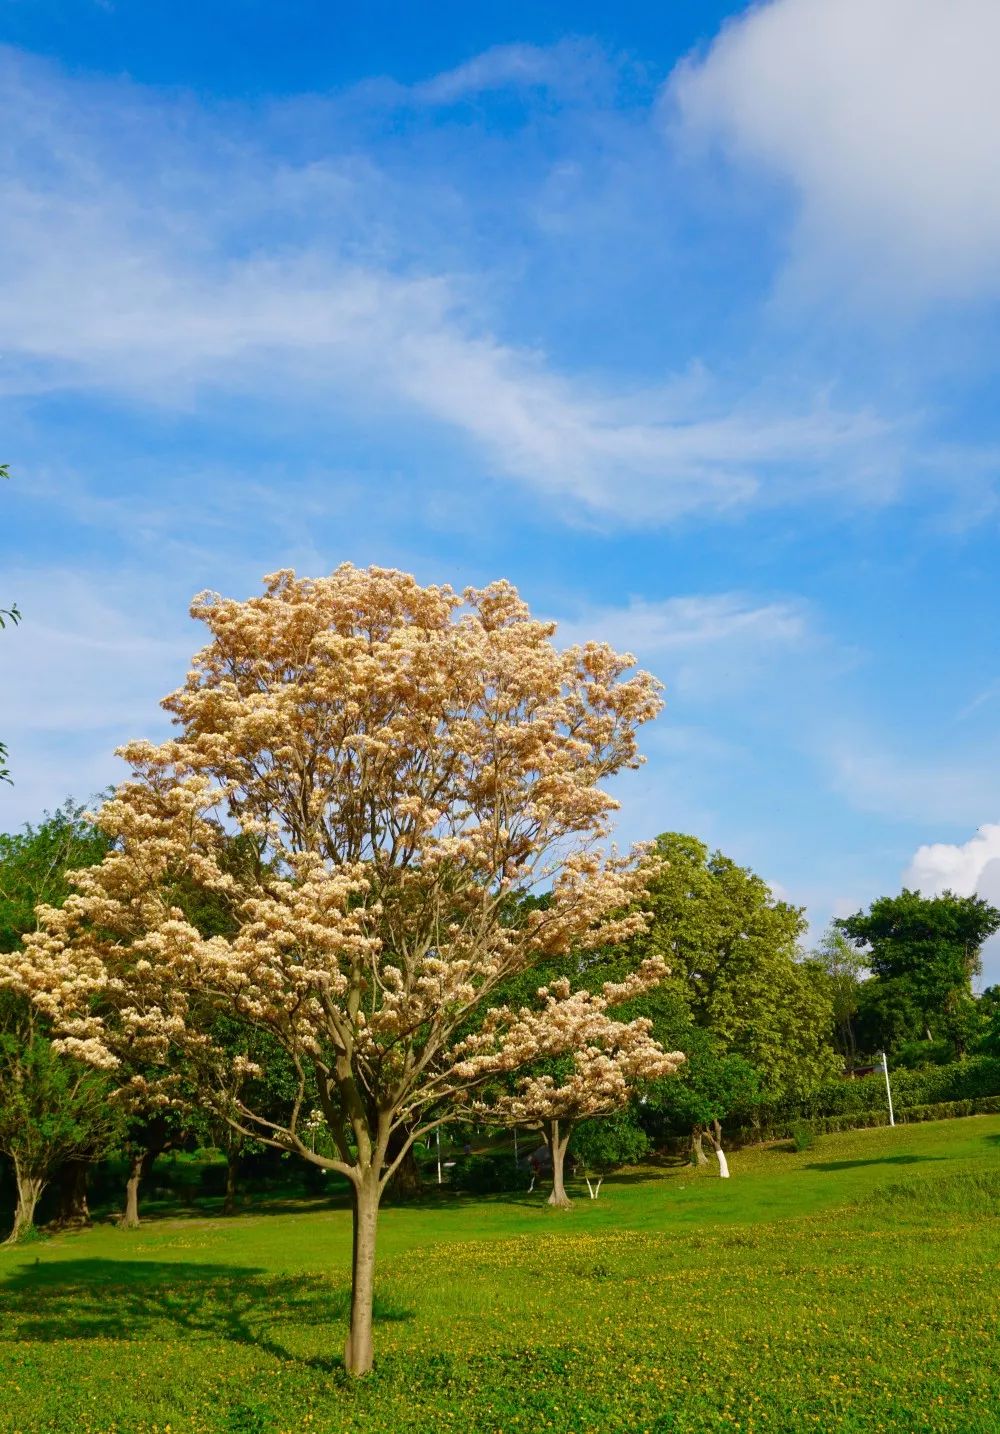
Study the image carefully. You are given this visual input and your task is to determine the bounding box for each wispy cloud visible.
[0,46,888,527]
[406,41,609,106]
[829,739,1000,828]
[554,591,813,698]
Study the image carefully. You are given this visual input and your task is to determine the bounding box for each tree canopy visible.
[605,833,838,1098]
[0,564,679,1373]
[837,889,1000,1059]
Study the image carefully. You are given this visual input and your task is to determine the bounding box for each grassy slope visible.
[1,1117,999,1434]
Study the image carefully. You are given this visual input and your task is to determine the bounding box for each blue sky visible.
[4,0,1000,978]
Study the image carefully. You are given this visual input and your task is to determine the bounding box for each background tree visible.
[976,986,1000,1057]
[572,1106,651,1199]
[641,1026,760,1177]
[0,994,123,1242]
[2,564,667,1376]
[468,961,683,1205]
[602,834,838,1099]
[812,924,868,1068]
[0,803,111,948]
[0,803,114,1226]
[837,890,1000,1061]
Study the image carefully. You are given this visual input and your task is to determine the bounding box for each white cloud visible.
[904,825,1000,986]
[2,568,191,734]
[555,592,811,697]
[0,47,885,526]
[669,0,1000,301]
[408,41,605,106]
[905,825,1000,904]
[830,741,1000,827]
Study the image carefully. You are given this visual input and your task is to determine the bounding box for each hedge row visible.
[731,1055,1000,1139]
[795,1094,1000,1138]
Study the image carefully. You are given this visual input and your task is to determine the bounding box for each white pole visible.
[513,1126,519,1161]
[881,1050,895,1127]
[436,1127,442,1185]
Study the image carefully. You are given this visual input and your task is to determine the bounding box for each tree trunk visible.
[706,1120,730,1179]
[547,1119,573,1208]
[223,1151,240,1216]
[53,1159,91,1229]
[6,1164,44,1244]
[344,1171,380,1376]
[121,1147,146,1227]
[691,1128,709,1166]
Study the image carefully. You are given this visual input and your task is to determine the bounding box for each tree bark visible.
[6,1165,44,1244]
[705,1120,730,1179]
[691,1128,709,1166]
[344,1171,380,1376]
[546,1118,573,1208]
[223,1151,240,1216]
[53,1159,91,1229]
[121,1153,143,1229]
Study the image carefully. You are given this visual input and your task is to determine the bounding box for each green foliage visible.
[447,1152,525,1195]
[788,1120,816,1152]
[609,833,838,1098]
[811,923,868,1065]
[738,1053,1000,1137]
[808,1095,1000,1134]
[641,1025,761,1140]
[0,1003,125,1184]
[0,801,112,951]
[572,1107,650,1171]
[838,888,1000,1060]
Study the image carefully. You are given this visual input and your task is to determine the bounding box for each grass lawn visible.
[1,1116,999,1433]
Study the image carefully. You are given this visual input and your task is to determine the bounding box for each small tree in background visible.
[812,924,868,1068]
[465,962,684,1205]
[572,1106,651,1199]
[643,1027,760,1177]
[0,996,123,1242]
[1,564,667,1375]
[838,890,1000,1060]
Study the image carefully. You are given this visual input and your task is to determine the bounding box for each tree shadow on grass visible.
[804,1155,948,1171]
[0,1259,412,1372]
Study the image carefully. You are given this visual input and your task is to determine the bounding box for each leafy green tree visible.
[0,803,112,950]
[572,1107,650,1198]
[977,986,1000,1057]
[0,995,123,1242]
[837,890,1000,1059]
[0,803,118,1233]
[641,1026,760,1176]
[607,834,838,1098]
[812,924,868,1067]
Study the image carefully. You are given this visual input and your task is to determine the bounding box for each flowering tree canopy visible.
[0,564,669,1374]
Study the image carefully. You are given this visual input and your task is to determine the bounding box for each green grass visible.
[2,1117,999,1433]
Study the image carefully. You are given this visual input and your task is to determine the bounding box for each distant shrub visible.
[789,1121,816,1152]
[449,1152,525,1195]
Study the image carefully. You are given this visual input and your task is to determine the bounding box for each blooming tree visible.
[1,564,668,1374]
[464,964,684,1205]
